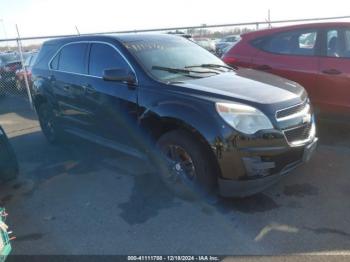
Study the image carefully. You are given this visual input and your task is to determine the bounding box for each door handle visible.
[48,75,56,81]
[255,65,272,71]
[322,69,342,75]
[63,85,70,91]
[83,84,96,94]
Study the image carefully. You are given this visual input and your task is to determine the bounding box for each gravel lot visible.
[1,95,350,256]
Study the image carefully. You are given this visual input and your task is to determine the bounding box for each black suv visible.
[31,34,318,197]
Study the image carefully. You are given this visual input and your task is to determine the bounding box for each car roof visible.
[242,22,350,39]
[43,33,183,46]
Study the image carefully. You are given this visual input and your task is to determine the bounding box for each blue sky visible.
[0,0,349,39]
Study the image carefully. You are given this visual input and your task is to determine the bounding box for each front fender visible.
[140,99,224,151]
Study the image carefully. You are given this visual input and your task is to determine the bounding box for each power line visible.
[0,15,350,42]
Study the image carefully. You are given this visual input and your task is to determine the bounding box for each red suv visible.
[223,22,350,117]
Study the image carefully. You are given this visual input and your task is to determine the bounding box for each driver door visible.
[82,42,140,152]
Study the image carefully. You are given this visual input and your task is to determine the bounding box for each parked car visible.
[0,126,18,182]
[223,22,350,117]
[167,32,193,40]
[15,51,38,92]
[31,34,317,198]
[0,53,22,90]
[216,35,240,57]
[193,38,216,53]
[218,42,238,58]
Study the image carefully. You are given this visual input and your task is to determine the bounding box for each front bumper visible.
[216,125,318,198]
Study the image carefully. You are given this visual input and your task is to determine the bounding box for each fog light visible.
[242,157,275,177]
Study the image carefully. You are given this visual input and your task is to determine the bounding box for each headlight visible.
[216,102,273,134]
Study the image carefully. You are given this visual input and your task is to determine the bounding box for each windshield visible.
[122,36,228,82]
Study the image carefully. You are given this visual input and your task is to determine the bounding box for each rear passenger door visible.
[317,27,350,115]
[252,29,320,103]
[49,43,92,130]
[84,42,139,152]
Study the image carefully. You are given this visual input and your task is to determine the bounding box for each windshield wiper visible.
[152,66,219,78]
[185,64,236,71]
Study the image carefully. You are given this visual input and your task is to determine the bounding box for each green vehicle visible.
[0,208,11,261]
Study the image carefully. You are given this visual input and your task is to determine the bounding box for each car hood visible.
[173,68,307,110]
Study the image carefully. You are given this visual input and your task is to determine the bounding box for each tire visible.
[155,129,217,199]
[0,128,19,182]
[37,103,64,144]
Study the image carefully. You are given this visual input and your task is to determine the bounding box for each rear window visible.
[256,29,318,56]
[57,43,88,74]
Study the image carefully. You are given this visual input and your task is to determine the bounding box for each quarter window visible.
[89,43,130,77]
[261,30,318,56]
[57,43,88,74]
[50,54,59,70]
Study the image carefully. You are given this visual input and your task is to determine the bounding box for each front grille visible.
[284,123,312,143]
[276,100,307,119]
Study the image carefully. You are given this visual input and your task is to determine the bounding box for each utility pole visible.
[15,24,33,108]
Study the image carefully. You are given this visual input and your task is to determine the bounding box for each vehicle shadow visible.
[317,118,350,148]
[1,120,350,255]
[0,94,37,121]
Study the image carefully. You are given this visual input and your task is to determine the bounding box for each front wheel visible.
[155,130,217,199]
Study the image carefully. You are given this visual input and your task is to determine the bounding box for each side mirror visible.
[103,68,136,85]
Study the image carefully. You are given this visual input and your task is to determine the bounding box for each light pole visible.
[0,18,10,52]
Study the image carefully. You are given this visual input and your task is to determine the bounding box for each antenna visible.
[75,25,80,36]
[268,9,271,28]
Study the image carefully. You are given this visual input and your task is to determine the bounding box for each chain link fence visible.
[1,15,350,105]
[0,39,38,102]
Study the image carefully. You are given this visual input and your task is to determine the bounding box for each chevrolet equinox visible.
[31,34,318,197]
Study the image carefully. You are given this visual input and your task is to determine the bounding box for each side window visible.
[327,30,339,57]
[89,43,130,77]
[344,30,350,58]
[58,43,88,74]
[262,30,318,56]
[298,32,317,50]
[327,28,350,58]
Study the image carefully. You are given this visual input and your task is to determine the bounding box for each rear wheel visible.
[37,103,63,144]
[156,130,217,199]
